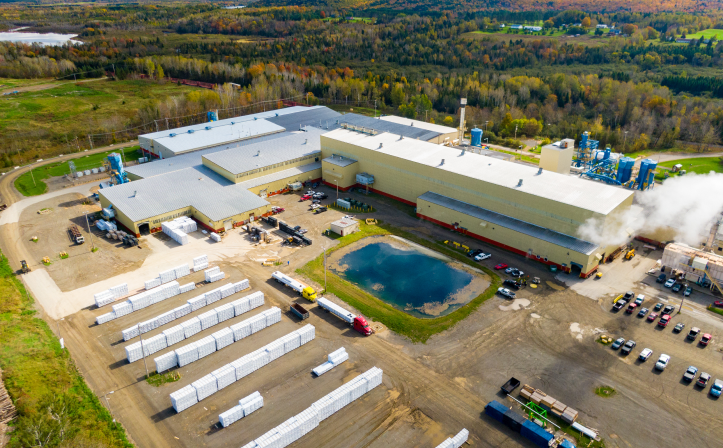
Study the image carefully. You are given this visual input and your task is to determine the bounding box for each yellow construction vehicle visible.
[625,248,635,260]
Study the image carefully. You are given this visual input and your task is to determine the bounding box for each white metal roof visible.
[378,115,457,135]
[203,128,323,175]
[322,129,634,215]
[150,119,285,155]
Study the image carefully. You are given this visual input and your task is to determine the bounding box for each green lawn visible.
[0,252,132,448]
[655,156,723,181]
[297,221,500,343]
[14,146,142,196]
[684,29,723,40]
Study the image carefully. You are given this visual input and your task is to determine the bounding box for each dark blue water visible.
[333,240,475,318]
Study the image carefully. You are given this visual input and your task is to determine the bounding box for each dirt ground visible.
[17,192,151,291]
[34,186,723,448]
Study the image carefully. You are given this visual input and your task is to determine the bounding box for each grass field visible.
[0,252,132,448]
[655,156,723,181]
[297,220,500,343]
[684,29,723,40]
[13,146,142,196]
[0,78,201,160]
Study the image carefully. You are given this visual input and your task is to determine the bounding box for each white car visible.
[474,252,491,261]
[655,354,671,371]
[497,287,516,299]
[639,348,653,361]
[664,279,676,288]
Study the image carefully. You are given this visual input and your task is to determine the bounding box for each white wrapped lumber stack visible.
[219,405,245,428]
[196,336,217,359]
[163,325,185,347]
[179,282,196,294]
[240,367,382,447]
[187,294,207,311]
[211,364,237,390]
[210,232,222,242]
[109,283,129,298]
[204,266,220,281]
[234,279,250,293]
[141,333,167,357]
[205,287,222,305]
[122,325,140,341]
[198,310,219,330]
[181,317,202,338]
[144,277,161,290]
[112,301,132,318]
[174,303,192,319]
[328,347,348,366]
[159,268,176,284]
[94,290,115,308]
[215,303,235,323]
[193,254,208,271]
[129,292,152,311]
[155,351,178,373]
[96,311,116,325]
[157,310,176,327]
[125,342,143,363]
[173,264,191,279]
[192,374,218,401]
[176,342,199,367]
[263,307,282,326]
[170,385,198,413]
[220,283,235,299]
[240,391,263,416]
[208,271,225,283]
[212,327,234,350]
[138,317,158,334]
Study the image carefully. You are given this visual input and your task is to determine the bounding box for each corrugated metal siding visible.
[265,107,343,131]
[419,191,598,255]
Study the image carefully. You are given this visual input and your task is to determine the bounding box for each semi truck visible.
[317,297,374,336]
[271,271,317,302]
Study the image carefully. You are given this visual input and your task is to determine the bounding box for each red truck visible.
[317,297,374,336]
[658,314,671,327]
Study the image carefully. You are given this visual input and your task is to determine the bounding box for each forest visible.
[2,2,723,162]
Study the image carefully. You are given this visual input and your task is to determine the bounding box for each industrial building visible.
[320,128,634,276]
[662,243,723,295]
[103,105,639,276]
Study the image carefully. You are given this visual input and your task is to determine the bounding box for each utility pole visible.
[154,120,159,132]
[334,180,339,199]
[374,100,377,118]
[88,135,93,149]
[165,118,169,130]
[104,391,115,422]
[623,131,628,151]
[323,246,327,293]
[138,329,150,379]
[84,211,95,250]
[30,167,36,187]
[514,125,518,140]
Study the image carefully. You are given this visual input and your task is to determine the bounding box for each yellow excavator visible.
[625,248,635,260]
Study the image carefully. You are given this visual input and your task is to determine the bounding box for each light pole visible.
[56,317,64,338]
[485,121,489,131]
[374,100,377,118]
[104,391,115,422]
[334,180,338,200]
[514,125,519,140]
[138,327,150,379]
[83,211,96,251]
[323,246,327,293]
[679,284,688,314]
[623,131,628,151]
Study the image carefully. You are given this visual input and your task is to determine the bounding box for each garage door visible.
[224,220,233,231]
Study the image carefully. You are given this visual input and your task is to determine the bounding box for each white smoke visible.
[577,172,723,247]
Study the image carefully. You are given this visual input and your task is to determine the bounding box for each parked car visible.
[621,340,636,355]
[639,348,653,361]
[683,366,699,382]
[664,278,676,288]
[613,300,627,312]
[658,314,671,327]
[622,291,634,302]
[656,274,666,283]
[715,300,723,308]
[688,327,700,341]
[474,252,491,261]
[647,312,659,322]
[700,334,712,346]
[637,307,649,318]
[300,194,312,201]
[503,279,522,289]
[626,303,638,314]
[494,263,508,270]
[497,288,516,299]
[697,372,711,388]
[684,287,692,297]
[313,192,328,199]
[672,283,683,293]
[468,249,483,258]
[710,379,723,397]
[655,354,671,371]
[634,294,645,306]
[673,322,685,333]
[663,305,676,315]
[653,303,663,312]
[510,270,524,278]
[611,338,626,350]
[505,267,515,274]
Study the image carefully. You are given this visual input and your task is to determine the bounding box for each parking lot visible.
[44,187,723,448]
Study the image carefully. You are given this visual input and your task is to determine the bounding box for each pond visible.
[0,28,80,46]
[330,236,489,318]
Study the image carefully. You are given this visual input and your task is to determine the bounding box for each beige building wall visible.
[418,197,598,272]
[202,153,320,184]
[321,160,359,189]
[539,140,574,175]
[320,135,609,237]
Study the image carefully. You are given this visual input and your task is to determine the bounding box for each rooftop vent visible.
[254,117,258,120]
[340,156,344,160]
[441,159,445,166]
[132,190,137,197]
[305,139,308,144]
[275,113,279,117]
[187,130,194,134]
[517,179,523,187]
[169,133,177,137]
[256,150,261,156]
[399,135,404,140]
[205,126,212,130]
[379,143,383,149]
[537,168,543,175]
[411,122,414,126]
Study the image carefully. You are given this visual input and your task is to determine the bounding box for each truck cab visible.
[353,316,374,336]
[302,286,317,302]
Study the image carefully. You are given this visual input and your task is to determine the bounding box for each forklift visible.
[20,260,30,273]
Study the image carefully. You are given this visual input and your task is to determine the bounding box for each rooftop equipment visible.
[471,128,483,147]
[107,153,129,185]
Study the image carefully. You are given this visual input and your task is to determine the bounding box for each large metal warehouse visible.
[319,128,634,277]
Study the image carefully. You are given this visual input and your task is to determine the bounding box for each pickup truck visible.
[500,377,521,395]
[687,327,700,341]
[657,314,671,327]
[613,299,627,312]
[290,303,309,320]
[683,366,698,382]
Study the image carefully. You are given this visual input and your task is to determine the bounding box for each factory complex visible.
[100,105,636,277]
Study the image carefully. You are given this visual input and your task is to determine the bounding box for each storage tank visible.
[471,128,483,147]
[637,159,656,189]
[616,157,635,183]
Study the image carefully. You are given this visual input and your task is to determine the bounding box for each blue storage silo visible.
[580,132,588,149]
[484,400,509,423]
[637,158,656,189]
[644,160,657,189]
[559,439,577,448]
[603,145,611,160]
[471,128,483,147]
[616,157,634,183]
[521,420,555,447]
